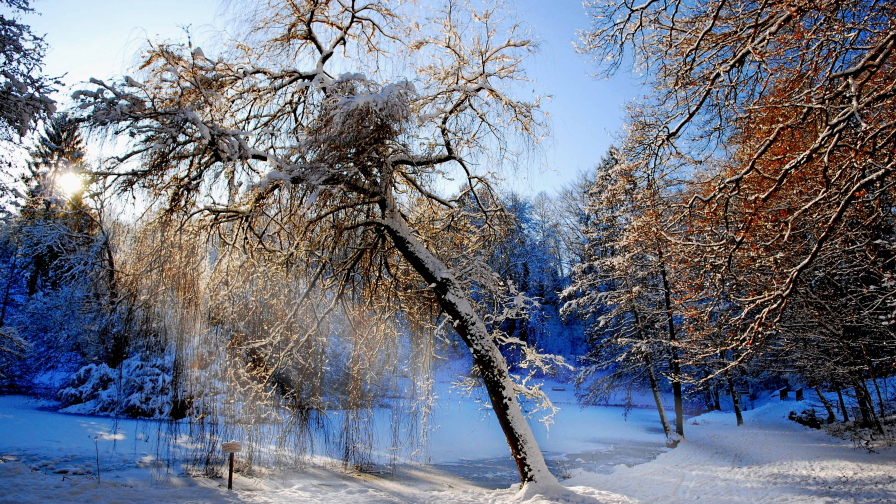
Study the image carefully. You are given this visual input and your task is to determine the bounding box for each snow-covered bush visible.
[0,326,28,387]
[57,351,175,418]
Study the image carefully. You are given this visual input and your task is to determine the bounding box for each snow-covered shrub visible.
[788,409,822,429]
[57,351,175,418]
[0,326,29,390]
[4,280,130,395]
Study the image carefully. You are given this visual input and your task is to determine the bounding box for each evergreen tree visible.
[20,113,90,296]
[562,147,682,445]
[7,113,125,388]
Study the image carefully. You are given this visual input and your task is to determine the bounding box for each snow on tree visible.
[0,0,57,141]
[0,226,25,384]
[74,0,570,487]
[579,0,896,355]
[660,67,896,428]
[0,113,129,392]
[482,191,576,360]
[576,0,896,433]
[556,169,601,270]
[580,0,896,347]
[561,147,683,444]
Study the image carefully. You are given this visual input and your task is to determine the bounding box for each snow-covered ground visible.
[566,401,896,503]
[429,380,670,487]
[2,392,895,503]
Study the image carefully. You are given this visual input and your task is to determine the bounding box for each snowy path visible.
[566,403,896,503]
[2,395,895,503]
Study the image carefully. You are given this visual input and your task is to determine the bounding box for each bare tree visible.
[579,0,896,359]
[562,148,684,443]
[76,0,565,487]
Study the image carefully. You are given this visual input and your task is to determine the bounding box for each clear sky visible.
[22,0,642,196]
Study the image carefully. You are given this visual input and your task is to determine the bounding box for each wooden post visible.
[222,441,242,490]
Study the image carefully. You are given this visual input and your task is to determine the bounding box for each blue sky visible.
[23,0,642,196]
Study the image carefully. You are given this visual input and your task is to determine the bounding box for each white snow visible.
[565,401,896,503]
[1,394,894,503]
[429,379,668,464]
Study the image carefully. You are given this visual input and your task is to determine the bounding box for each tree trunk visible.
[379,198,554,486]
[102,231,118,302]
[99,229,128,367]
[26,254,46,297]
[669,350,684,434]
[726,374,744,426]
[836,387,849,422]
[885,378,890,413]
[872,377,886,419]
[0,252,18,327]
[855,387,872,427]
[713,386,722,411]
[699,370,715,411]
[856,379,886,436]
[813,387,837,424]
[646,356,676,446]
[658,256,684,437]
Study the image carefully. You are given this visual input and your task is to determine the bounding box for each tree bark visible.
[836,387,850,422]
[658,256,684,437]
[646,355,676,446]
[0,251,18,327]
[378,197,554,486]
[872,377,886,419]
[726,374,744,426]
[813,387,837,424]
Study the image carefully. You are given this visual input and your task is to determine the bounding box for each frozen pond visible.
[428,441,668,489]
[0,381,678,492]
[414,383,675,488]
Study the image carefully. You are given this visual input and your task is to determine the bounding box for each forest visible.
[0,0,894,502]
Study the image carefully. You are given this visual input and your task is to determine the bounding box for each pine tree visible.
[20,113,90,296]
[11,113,124,377]
[562,147,681,445]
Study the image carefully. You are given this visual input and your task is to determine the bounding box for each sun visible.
[57,172,83,198]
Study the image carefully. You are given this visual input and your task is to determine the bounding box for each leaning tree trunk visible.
[646,355,676,446]
[379,197,554,486]
[854,378,885,436]
[813,387,837,424]
[633,304,676,446]
[836,387,850,422]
